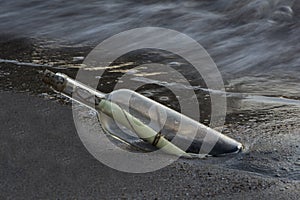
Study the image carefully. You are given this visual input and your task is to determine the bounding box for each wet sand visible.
[1,91,300,199]
[1,37,300,199]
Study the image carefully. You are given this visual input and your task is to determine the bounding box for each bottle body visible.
[105,89,242,155]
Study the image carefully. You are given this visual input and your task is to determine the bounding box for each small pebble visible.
[294,161,300,166]
[280,167,288,171]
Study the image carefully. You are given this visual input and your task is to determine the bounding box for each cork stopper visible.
[42,70,67,92]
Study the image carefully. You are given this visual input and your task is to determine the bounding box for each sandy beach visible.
[0,91,299,199]
[0,14,300,197]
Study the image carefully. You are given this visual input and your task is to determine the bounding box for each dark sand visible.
[1,37,300,199]
[1,91,300,199]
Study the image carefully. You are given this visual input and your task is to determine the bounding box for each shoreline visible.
[1,36,300,199]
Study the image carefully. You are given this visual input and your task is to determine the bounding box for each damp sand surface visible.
[1,37,300,199]
[1,91,300,199]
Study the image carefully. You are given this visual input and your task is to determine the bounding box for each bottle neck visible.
[43,70,106,108]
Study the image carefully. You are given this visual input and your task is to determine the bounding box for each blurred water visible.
[1,0,299,78]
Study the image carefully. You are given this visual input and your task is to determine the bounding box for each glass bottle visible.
[43,70,242,157]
